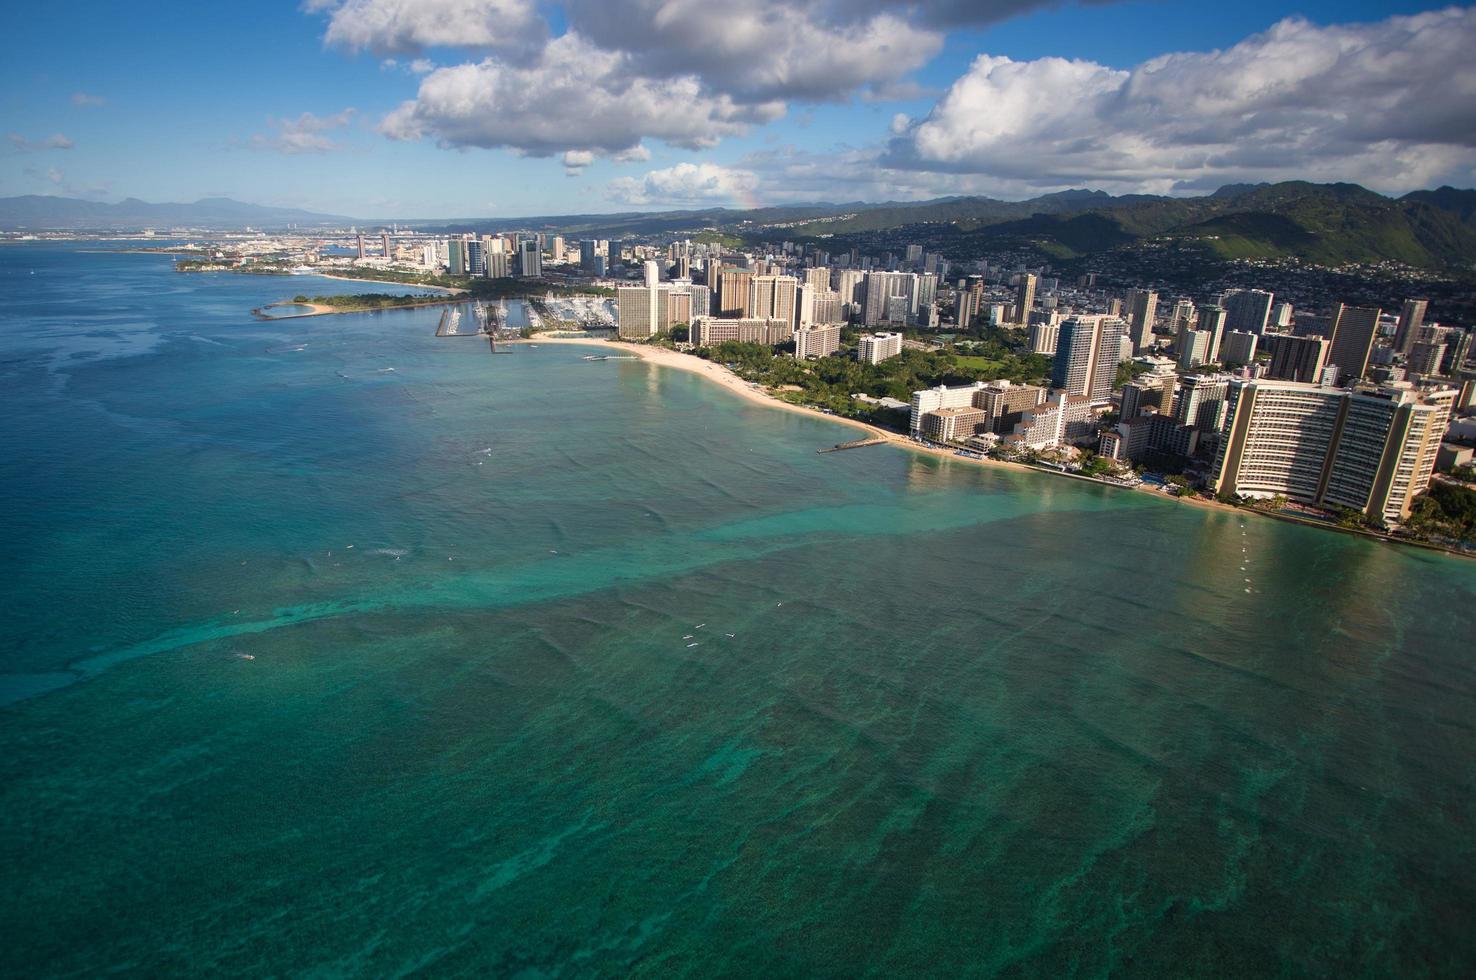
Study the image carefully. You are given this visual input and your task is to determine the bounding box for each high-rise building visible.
[466,238,485,277]
[1213,380,1453,523]
[794,324,842,359]
[447,238,466,276]
[955,277,983,328]
[1266,334,1329,383]
[857,332,904,365]
[356,234,366,260]
[976,380,1048,434]
[1408,340,1446,376]
[580,239,599,273]
[1121,374,1176,419]
[1394,299,1429,357]
[1014,273,1038,326]
[1173,374,1231,430]
[486,250,510,279]
[1050,315,1122,402]
[518,240,542,278]
[863,271,914,326]
[1027,320,1062,354]
[1126,289,1159,354]
[749,275,798,325]
[804,267,830,291]
[718,268,754,318]
[617,283,673,339]
[1327,304,1381,384]
[1219,330,1259,368]
[1178,329,1213,371]
[1199,304,1228,363]
[1223,289,1275,335]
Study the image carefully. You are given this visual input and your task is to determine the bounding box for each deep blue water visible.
[1,244,1474,976]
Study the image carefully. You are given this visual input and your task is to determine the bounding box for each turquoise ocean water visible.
[1,245,1473,976]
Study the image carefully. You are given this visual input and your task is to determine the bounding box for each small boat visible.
[686,642,700,648]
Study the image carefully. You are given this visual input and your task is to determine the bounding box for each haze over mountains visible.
[4,182,1475,273]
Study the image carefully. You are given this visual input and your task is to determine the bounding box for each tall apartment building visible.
[447,238,466,276]
[356,234,366,260]
[803,267,830,291]
[749,275,798,325]
[1327,303,1381,384]
[381,232,391,258]
[1199,304,1228,362]
[1265,334,1329,383]
[616,283,670,339]
[465,238,485,277]
[1178,329,1214,371]
[794,324,842,359]
[857,332,903,365]
[956,277,984,327]
[1029,320,1060,356]
[486,250,510,279]
[1393,298,1429,357]
[1219,330,1258,367]
[718,268,754,317]
[1223,289,1275,335]
[863,271,915,326]
[518,239,542,278]
[1014,273,1037,326]
[1051,315,1123,403]
[1120,373,1177,419]
[688,317,792,347]
[1173,374,1231,431]
[1126,288,1159,354]
[1212,380,1454,523]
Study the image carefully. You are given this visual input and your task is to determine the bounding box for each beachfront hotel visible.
[1212,380,1455,524]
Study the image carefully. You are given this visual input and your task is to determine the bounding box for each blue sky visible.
[3,1,1471,217]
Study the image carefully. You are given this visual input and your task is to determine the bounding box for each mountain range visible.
[4,182,1474,272]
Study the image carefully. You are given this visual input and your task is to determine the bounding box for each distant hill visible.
[776,181,1476,272]
[6,182,1474,271]
[0,195,352,230]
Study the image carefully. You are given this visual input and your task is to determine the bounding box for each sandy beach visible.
[313,273,463,294]
[515,336,1473,558]
[521,337,1104,483]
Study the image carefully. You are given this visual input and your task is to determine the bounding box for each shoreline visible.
[520,336,1474,561]
[311,272,463,294]
[251,296,462,320]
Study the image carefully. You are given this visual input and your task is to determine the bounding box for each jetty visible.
[817,438,888,454]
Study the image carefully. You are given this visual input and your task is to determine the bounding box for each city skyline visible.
[5,0,1475,218]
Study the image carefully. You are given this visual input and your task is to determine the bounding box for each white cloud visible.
[562,150,594,176]
[8,133,75,151]
[562,1,942,104]
[892,8,1476,194]
[251,109,356,154]
[70,92,106,108]
[311,0,1123,160]
[379,34,783,156]
[607,163,759,206]
[306,0,544,57]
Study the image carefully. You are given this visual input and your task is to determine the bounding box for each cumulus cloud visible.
[380,34,783,156]
[891,8,1476,194]
[8,133,75,151]
[305,0,545,57]
[562,150,594,176]
[310,0,1105,159]
[70,92,105,108]
[607,163,760,206]
[251,109,356,154]
[562,1,942,104]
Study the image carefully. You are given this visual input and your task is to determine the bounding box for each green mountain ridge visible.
[780,181,1476,272]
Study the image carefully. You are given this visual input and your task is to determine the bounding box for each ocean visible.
[2,244,1473,976]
